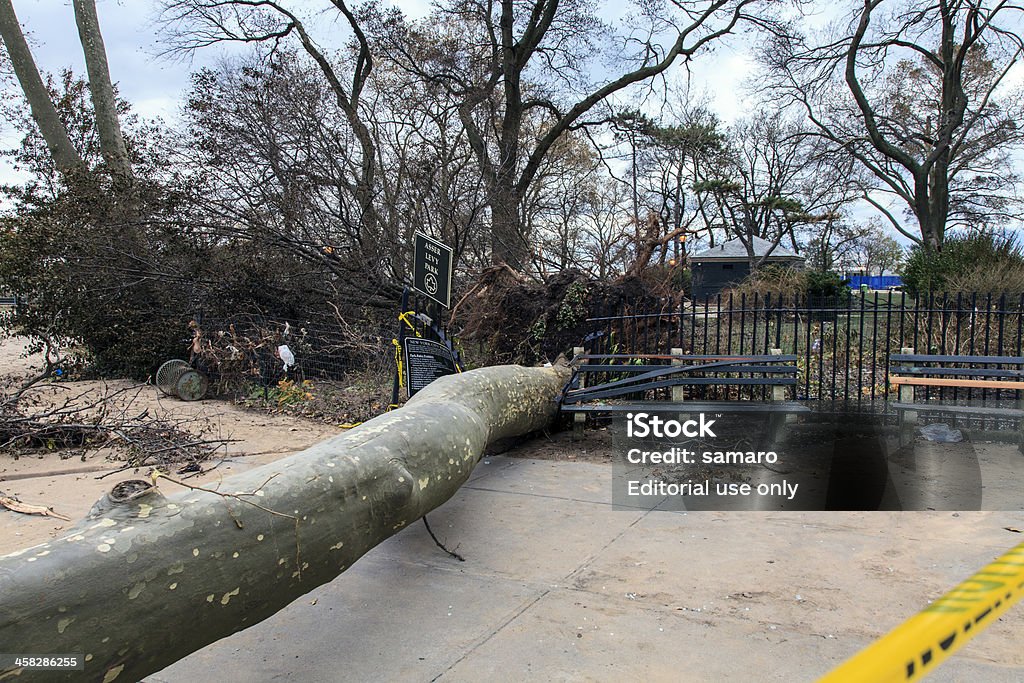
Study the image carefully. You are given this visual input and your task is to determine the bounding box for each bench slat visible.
[891,403,1024,418]
[890,376,1024,390]
[890,354,1024,364]
[573,357,798,395]
[576,364,797,374]
[561,401,810,413]
[563,376,796,404]
[890,367,1024,378]
[578,354,798,362]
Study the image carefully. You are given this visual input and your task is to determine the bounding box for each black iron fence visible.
[582,291,1024,409]
[191,289,452,398]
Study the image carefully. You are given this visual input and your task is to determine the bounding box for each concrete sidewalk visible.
[149,457,1024,682]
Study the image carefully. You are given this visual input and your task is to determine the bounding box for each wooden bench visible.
[889,350,1024,447]
[560,348,809,440]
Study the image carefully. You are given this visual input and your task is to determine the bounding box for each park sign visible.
[403,337,459,396]
[412,232,453,308]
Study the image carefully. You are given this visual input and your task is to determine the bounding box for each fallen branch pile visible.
[0,372,232,473]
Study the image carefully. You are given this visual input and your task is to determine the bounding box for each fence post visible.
[671,347,684,403]
[898,347,916,405]
[770,348,786,402]
[767,347,789,443]
[1018,399,1024,455]
[1017,392,1024,454]
[898,347,917,443]
[572,346,585,441]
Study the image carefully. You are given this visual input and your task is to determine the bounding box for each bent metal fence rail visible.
[582,292,1024,411]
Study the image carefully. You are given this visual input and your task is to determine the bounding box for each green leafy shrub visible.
[902,233,1024,296]
[804,270,851,299]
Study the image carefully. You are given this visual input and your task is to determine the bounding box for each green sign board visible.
[413,232,453,308]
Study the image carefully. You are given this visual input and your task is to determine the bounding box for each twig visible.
[422,514,465,562]
[153,471,305,579]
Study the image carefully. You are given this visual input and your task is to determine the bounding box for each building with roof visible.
[689,236,805,299]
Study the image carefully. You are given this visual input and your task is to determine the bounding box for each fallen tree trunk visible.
[0,364,569,682]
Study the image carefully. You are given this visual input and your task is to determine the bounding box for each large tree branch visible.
[0,364,570,683]
[795,92,915,205]
[516,0,761,195]
[327,0,373,102]
[862,191,921,244]
[72,0,132,182]
[844,0,920,174]
[517,0,558,67]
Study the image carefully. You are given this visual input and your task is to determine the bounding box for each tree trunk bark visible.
[490,181,529,268]
[0,0,85,176]
[0,363,569,683]
[72,0,131,183]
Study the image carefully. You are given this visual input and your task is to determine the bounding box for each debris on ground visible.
[919,423,963,443]
[1,371,233,473]
[0,494,71,521]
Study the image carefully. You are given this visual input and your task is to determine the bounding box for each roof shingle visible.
[690,236,803,261]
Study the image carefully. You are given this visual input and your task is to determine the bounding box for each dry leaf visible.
[0,496,71,521]
[1005,526,1022,533]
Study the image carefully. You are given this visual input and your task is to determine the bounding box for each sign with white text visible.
[403,337,458,396]
[412,232,453,308]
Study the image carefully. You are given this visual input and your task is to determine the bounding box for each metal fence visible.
[192,289,451,397]
[583,291,1024,410]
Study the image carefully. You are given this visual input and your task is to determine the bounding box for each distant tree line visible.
[0,0,1021,375]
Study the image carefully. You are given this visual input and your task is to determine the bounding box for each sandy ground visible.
[0,336,345,555]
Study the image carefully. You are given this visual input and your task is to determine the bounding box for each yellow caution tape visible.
[391,310,462,407]
[820,541,1024,682]
[392,338,404,389]
[392,311,424,392]
[397,310,422,337]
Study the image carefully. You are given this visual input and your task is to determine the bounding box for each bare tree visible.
[693,112,857,268]
[375,0,781,270]
[803,220,871,272]
[852,224,905,275]
[605,102,725,272]
[571,177,635,278]
[362,55,491,275]
[764,0,1024,249]
[159,0,379,235]
[179,54,404,308]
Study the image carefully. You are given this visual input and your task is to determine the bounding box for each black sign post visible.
[403,337,459,396]
[413,232,453,309]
